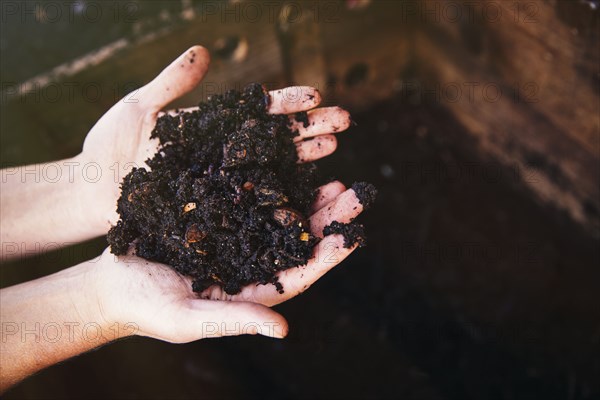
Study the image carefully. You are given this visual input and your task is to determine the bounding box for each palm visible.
[97,248,230,343]
[81,102,160,225]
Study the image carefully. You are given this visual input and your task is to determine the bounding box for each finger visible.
[296,135,337,163]
[228,235,356,307]
[171,299,288,341]
[290,107,352,142]
[309,188,363,238]
[311,181,346,213]
[268,86,321,114]
[138,46,210,112]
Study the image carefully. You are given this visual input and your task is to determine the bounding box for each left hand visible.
[77,45,351,233]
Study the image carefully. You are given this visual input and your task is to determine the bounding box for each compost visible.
[107,83,375,295]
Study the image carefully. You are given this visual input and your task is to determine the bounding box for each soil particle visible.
[351,182,378,209]
[294,111,310,128]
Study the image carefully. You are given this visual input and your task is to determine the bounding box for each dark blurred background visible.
[1,1,599,399]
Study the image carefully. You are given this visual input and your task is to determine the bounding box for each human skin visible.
[0,46,365,392]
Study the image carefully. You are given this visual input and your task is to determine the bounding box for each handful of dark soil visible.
[107,83,374,295]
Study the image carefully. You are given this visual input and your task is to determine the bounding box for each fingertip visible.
[326,180,346,195]
[188,45,211,64]
[324,134,338,153]
[266,313,289,339]
[331,106,351,130]
[311,87,323,106]
[277,319,290,338]
[312,180,347,213]
[233,301,288,339]
[181,45,211,80]
[140,45,211,111]
[260,310,288,339]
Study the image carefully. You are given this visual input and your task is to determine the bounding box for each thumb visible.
[172,300,289,342]
[206,300,289,339]
[138,45,210,112]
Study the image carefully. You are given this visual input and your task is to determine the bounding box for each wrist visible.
[69,256,131,345]
[71,256,137,341]
[0,156,111,260]
[0,258,131,389]
[71,153,118,236]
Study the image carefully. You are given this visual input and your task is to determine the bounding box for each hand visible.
[91,181,365,343]
[78,45,351,233]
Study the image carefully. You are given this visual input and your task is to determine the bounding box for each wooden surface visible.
[282,0,600,235]
[413,0,600,235]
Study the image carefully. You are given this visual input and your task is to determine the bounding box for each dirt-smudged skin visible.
[323,221,367,249]
[107,83,375,295]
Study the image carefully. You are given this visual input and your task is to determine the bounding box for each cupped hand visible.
[78,45,351,233]
[91,182,365,343]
